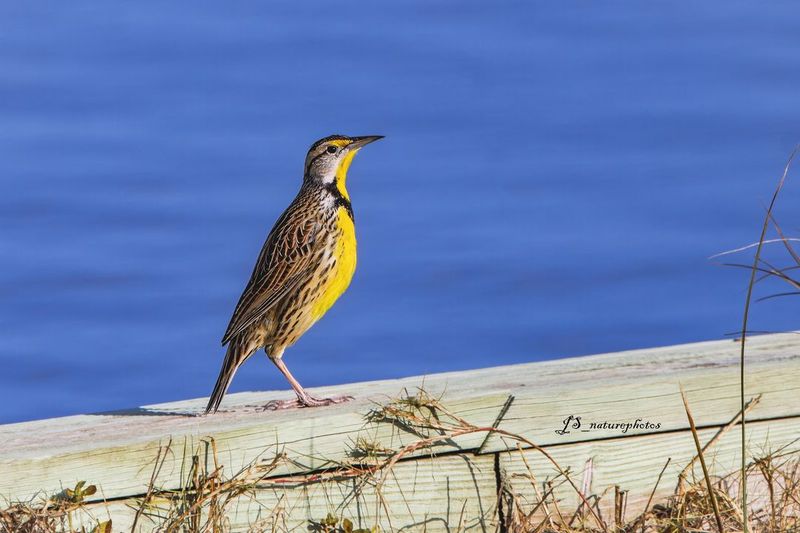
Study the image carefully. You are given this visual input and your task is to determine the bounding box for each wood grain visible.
[2,332,799,531]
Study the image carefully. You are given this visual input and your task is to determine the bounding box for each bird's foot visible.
[260,399,302,411]
[261,394,354,411]
[300,394,354,407]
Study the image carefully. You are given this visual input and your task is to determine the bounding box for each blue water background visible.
[2,3,800,423]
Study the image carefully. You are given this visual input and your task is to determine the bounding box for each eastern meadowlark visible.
[205,134,383,414]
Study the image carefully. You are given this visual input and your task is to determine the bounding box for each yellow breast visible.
[312,207,357,319]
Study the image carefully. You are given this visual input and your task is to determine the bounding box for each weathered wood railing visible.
[2,333,800,531]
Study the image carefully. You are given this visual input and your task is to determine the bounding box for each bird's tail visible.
[205,340,248,414]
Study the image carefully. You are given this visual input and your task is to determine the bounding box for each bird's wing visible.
[221,208,324,345]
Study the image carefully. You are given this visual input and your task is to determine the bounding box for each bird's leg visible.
[263,357,353,410]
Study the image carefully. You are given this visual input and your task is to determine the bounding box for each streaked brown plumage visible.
[206,134,382,414]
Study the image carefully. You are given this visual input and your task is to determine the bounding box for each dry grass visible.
[0,481,111,533]
[712,144,800,531]
[500,396,800,533]
[504,453,800,532]
[2,389,799,532]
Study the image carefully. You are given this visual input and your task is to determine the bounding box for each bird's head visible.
[303,135,383,194]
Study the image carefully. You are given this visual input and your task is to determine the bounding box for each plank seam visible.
[494,452,507,533]
[481,413,800,453]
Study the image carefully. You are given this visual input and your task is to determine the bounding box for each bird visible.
[205,134,383,414]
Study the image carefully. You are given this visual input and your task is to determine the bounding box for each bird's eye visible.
[326,145,338,154]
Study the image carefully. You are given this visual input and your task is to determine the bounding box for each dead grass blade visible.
[737,145,800,533]
[680,387,725,533]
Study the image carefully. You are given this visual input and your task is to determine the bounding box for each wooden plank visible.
[2,332,799,507]
[478,333,800,452]
[0,393,509,504]
[70,454,499,533]
[498,416,800,524]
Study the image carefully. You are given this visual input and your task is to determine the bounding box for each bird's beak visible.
[348,135,384,150]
